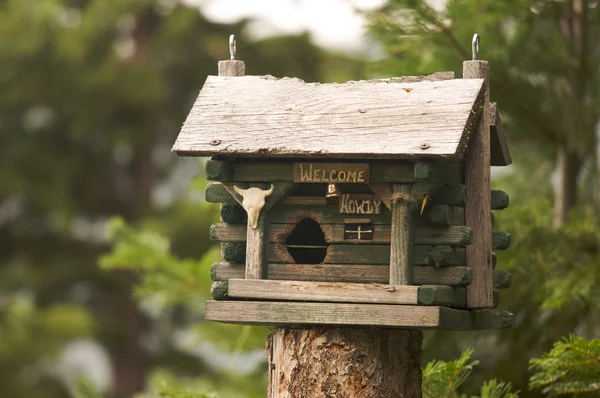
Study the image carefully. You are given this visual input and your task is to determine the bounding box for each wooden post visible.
[218,60,245,76]
[245,214,266,279]
[222,182,293,279]
[267,327,422,397]
[463,60,493,308]
[390,184,413,285]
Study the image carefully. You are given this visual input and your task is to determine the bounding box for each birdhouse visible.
[172,39,514,330]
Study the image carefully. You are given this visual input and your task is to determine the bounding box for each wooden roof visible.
[173,74,486,160]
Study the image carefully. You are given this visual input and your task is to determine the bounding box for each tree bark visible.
[553,148,581,228]
[267,327,422,398]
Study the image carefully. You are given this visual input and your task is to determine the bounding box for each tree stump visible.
[266,327,422,398]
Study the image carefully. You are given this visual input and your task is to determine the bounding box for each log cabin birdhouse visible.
[173,36,514,330]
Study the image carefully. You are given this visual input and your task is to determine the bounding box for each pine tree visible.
[530,335,600,396]
[366,2,600,394]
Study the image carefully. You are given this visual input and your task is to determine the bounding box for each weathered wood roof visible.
[173,75,485,159]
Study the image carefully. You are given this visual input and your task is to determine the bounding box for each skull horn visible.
[264,184,274,196]
[233,185,246,196]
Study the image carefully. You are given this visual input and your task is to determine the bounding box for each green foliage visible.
[423,350,519,398]
[423,349,477,397]
[101,215,268,397]
[530,335,600,396]
[479,380,519,398]
[367,0,600,156]
[0,0,368,395]
[100,217,217,306]
[0,297,94,397]
[368,2,600,395]
[75,377,104,398]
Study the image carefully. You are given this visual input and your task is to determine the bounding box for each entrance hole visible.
[285,218,328,264]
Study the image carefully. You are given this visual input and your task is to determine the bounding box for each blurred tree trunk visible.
[109,144,155,396]
[110,272,147,396]
[595,129,600,250]
[107,8,160,396]
[554,0,585,228]
[266,327,422,398]
[553,149,581,228]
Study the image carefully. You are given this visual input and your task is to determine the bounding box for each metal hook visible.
[229,34,236,60]
[472,33,480,60]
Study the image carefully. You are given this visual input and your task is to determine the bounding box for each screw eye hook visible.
[472,33,480,60]
[229,34,236,60]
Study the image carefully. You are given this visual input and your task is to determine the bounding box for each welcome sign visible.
[293,163,369,183]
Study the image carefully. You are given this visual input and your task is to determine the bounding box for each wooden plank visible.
[207,183,462,226]
[426,245,464,267]
[174,76,486,159]
[268,204,392,225]
[206,182,238,204]
[492,270,512,289]
[463,60,494,308]
[390,184,413,285]
[433,184,468,206]
[489,102,512,166]
[438,307,513,330]
[293,162,369,183]
[229,161,460,183]
[492,232,511,250]
[205,159,233,181]
[223,242,466,266]
[417,285,467,307]
[210,262,473,286]
[422,205,465,226]
[220,203,246,223]
[411,183,443,213]
[468,309,513,329]
[269,243,392,265]
[491,190,509,210]
[211,281,229,300]
[414,162,463,183]
[281,196,327,206]
[211,223,473,246]
[228,279,469,307]
[228,279,420,304]
[205,301,513,329]
[369,183,392,210]
[206,300,443,328]
[234,162,413,183]
[270,244,465,266]
[208,181,502,213]
[217,60,245,76]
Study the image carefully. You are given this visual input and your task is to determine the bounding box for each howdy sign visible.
[293,163,369,183]
[339,194,382,215]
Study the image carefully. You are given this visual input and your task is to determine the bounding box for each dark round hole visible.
[285,218,328,264]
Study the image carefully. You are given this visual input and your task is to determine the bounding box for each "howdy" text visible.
[339,194,382,215]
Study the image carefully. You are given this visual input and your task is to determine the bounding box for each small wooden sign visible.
[339,194,382,215]
[293,163,369,183]
[344,223,374,240]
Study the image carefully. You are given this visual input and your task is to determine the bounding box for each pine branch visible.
[530,334,600,396]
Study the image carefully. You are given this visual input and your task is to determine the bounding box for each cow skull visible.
[233,184,274,229]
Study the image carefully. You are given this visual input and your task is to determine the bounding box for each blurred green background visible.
[0,0,598,397]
